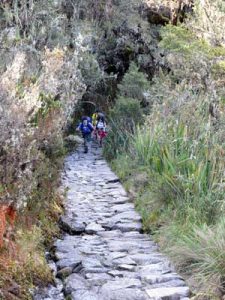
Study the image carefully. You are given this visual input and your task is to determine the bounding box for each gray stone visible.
[107,270,125,277]
[100,288,149,300]
[65,135,83,144]
[101,278,142,290]
[150,279,187,289]
[64,274,88,295]
[85,222,105,234]
[109,252,127,260]
[56,258,82,271]
[109,211,141,223]
[112,256,136,266]
[59,216,86,234]
[82,257,103,269]
[130,253,163,265]
[118,264,136,271]
[56,266,73,279]
[146,286,190,299]
[71,290,99,300]
[85,273,112,281]
[139,263,171,275]
[113,222,142,232]
[111,203,134,212]
[143,273,183,284]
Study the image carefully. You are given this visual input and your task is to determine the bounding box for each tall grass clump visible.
[148,216,225,296]
[132,81,225,295]
[133,108,224,223]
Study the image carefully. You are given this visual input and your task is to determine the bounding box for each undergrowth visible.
[105,1,225,297]
[0,142,65,299]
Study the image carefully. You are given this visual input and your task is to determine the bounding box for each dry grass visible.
[0,226,53,299]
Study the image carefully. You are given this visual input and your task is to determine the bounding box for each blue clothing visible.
[82,116,92,123]
[78,121,93,135]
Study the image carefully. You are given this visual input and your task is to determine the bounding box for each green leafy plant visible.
[30,93,61,127]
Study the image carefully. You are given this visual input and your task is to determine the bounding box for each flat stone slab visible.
[59,216,86,234]
[112,222,143,232]
[146,286,190,299]
[101,278,142,290]
[100,288,149,300]
[71,290,99,300]
[64,274,88,294]
[85,222,105,234]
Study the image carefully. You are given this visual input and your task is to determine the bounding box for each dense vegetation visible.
[104,1,225,297]
[0,1,83,298]
[0,0,224,298]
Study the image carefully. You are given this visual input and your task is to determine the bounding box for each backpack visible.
[97,112,105,123]
[80,118,93,134]
[96,120,104,129]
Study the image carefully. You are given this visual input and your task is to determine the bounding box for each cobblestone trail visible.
[34,144,190,300]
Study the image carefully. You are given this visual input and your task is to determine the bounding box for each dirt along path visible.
[34,142,190,300]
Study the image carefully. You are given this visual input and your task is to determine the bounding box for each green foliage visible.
[118,62,150,101]
[133,115,224,222]
[79,52,102,87]
[110,96,143,125]
[15,82,25,99]
[0,225,53,300]
[160,25,197,55]
[212,60,225,75]
[161,218,225,294]
[159,24,225,88]
[30,93,61,127]
[103,116,131,161]
[159,25,217,59]
[106,4,225,294]
[104,97,143,160]
[38,92,61,117]
[104,62,149,159]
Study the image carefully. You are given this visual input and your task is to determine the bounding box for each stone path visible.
[34,144,190,300]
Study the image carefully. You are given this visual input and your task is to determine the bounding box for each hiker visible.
[92,109,100,140]
[92,109,99,127]
[95,111,107,147]
[76,116,94,153]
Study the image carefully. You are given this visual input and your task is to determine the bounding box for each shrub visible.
[104,62,149,159]
[104,97,143,160]
[118,62,150,103]
[164,218,225,295]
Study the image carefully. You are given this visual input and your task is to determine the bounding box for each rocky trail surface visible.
[34,143,190,300]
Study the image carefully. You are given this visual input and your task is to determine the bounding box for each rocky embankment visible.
[35,143,190,300]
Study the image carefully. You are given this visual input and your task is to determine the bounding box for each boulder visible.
[65,135,83,145]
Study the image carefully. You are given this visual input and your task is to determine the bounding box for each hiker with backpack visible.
[95,111,107,147]
[92,109,99,127]
[76,116,94,153]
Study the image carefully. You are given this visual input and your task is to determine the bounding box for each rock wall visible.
[0,1,89,212]
[142,0,194,25]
